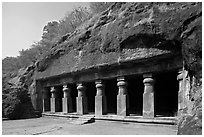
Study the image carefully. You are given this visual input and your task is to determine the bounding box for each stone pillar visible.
[177,69,190,115]
[62,85,73,113]
[143,74,155,118]
[117,77,129,116]
[95,80,107,116]
[42,88,50,112]
[76,83,88,115]
[177,70,184,115]
[50,86,61,113]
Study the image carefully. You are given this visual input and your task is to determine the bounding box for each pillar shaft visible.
[143,74,155,118]
[62,85,73,113]
[50,87,61,112]
[76,83,88,115]
[177,69,191,115]
[95,80,107,116]
[117,77,129,116]
[177,70,184,114]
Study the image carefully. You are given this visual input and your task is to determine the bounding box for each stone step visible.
[69,116,95,125]
[42,112,177,125]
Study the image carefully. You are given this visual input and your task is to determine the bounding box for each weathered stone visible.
[35,2,202,80]
[43,98,50,112]
[177,70,185,115]
[50,87,61,112]
[117,77,129,116]
[143,74,155,118]
[29,2,201,135]
[62,98,72,113]
[76,83,88,115]
[76,97,88,115]
[95,80,107,116]
[62,85,72,113]
[117,94,129,116]
[95,96,107,116]
[63,85,70,98]
[50,87,56,98]
[50,98,61,112]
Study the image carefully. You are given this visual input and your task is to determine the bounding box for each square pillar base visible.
[117,94,129,116]
[95,96,107,116]
[143,92,154,118]
[43,98,50,112]
[50,98,61,112]
[62,97,73,113]
[76,96,88,115]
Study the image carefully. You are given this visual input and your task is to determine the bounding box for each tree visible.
[2,5,93,119]
[89,2,113,14]
[58,6,92,36]
[40,21,60,48]
[2,57,21,74]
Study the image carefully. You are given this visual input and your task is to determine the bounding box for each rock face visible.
[2,64,39,119]
[177,79,202,135]
[34,2,202,135]
[3,2,201,135]
[36,2,201,79]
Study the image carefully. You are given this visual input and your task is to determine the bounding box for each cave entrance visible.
[56,86,63,112]
[44,87,51,111]
[70,84,77,112]
[126,75,144,116]
[104,78,118,114]
[85,82,96,113]
[154,70,179,117]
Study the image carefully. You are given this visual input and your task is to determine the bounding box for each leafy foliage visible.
[2,5,92,76]
[2,5,93,119]
[59,7,92,36]
[2,57,21,75]
[2,86,33,119]
[89,2,113,14]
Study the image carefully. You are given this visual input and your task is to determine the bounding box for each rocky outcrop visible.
[177,82,202,135]
[3,2,201,134]
[2,64,39,119]
[34,3,202,134]
[36,2,202,79]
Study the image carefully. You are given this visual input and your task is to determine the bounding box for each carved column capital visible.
[95,80,105,96]
[117,77,127,95]
[177,70,184,81]
[50,86,57,98]
[77,83,86,97]
[143,73,155,86]
[63,85,71,98]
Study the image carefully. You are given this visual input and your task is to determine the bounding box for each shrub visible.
[3,86,35,120]
[3,91,23,119]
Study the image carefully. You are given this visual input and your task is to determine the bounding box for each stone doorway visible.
[55,86,63,112]
[104,79,118,114]
[154,71,179,117]
[127,75,144,116]
[85,82,96,113]
[70,84,77,112]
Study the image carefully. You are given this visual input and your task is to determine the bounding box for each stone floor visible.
[43,112,177,124]
[2,117,178,135]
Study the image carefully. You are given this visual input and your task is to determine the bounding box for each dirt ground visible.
[2,117,178,135]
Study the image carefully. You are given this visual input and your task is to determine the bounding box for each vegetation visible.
[89,2,113,14]
[3,3,111,76]
[2,2,201,135]
[2,2,111,119]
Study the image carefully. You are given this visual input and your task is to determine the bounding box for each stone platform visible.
[42,112,177,125]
